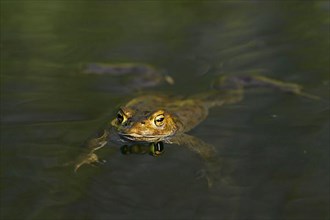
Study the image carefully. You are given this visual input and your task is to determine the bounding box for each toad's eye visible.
[154,114,165,127]
[117,112,125,124]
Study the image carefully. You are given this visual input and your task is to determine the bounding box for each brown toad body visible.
[74,74,318,175]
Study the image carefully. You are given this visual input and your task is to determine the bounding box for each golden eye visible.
[117,112,125,124]
[154,114,165,127]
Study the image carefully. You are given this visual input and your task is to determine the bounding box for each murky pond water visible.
[1,1,329,220]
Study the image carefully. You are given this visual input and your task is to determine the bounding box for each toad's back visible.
[124,94,209,133]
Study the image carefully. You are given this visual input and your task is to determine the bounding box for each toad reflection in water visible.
[74,63,319,187]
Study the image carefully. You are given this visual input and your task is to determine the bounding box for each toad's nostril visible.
[141,121,145,125]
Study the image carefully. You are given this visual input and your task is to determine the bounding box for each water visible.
[1,1,329,220]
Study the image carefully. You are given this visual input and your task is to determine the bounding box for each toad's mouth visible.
[118,132,166,142]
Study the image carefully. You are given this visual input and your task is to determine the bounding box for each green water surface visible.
[1,1,329,220]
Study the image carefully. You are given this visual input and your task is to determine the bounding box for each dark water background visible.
[1,1,329,220]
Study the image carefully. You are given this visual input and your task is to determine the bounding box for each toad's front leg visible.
[74,151,104,172]
[166,134,216,160]
[73,130,110,172]
[166,134,217,188]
